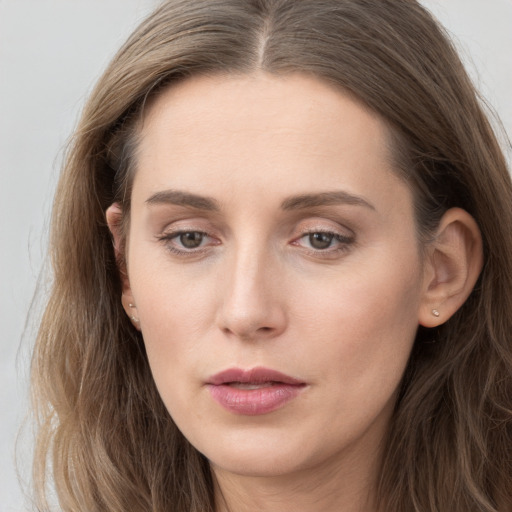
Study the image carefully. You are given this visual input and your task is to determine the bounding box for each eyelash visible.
[156,229,355,257]
[156,230,215,256]
[292,230,355,255]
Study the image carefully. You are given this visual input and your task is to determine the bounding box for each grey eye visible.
[179,232,205,249]
[308,232,334,250]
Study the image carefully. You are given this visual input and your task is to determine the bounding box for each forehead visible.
[140,71,391,157]
[133,72,406,214]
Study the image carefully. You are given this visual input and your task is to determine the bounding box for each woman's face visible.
[120,73,430,480]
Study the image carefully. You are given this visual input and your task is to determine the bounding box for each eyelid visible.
[292,217,355,238]
[289,218,356,256]
[292,230,354,247]
[156,228,220,256]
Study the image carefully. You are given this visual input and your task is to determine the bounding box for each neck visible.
[212,443,382,512]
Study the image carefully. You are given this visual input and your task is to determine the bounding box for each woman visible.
[31,0,512,511]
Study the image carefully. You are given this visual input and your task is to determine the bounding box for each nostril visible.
[217,289,287,340]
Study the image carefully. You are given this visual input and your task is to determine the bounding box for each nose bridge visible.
[218,235,286,339]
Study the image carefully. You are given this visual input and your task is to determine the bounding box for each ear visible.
[419,207,483,327]
[106,203,140,329]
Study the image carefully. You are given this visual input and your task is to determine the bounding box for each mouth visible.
[224,381,281,390]
[206,367,307,416]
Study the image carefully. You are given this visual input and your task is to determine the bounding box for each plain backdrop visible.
[1,1,510,509]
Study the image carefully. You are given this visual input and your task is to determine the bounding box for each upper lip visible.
[207,367,305,386]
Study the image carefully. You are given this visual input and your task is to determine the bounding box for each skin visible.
[107,72,483,512]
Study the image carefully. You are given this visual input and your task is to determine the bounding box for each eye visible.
[177,231,207,249]
[307,232,337,250]
[157,230,218,255]
[293,230,354,254]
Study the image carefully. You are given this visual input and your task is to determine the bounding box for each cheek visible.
[127,254,221,385]
[133,279,211,345]
[294,255,422,397]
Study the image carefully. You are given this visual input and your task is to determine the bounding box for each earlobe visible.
[106,203,140,329]
[419,208,483,328]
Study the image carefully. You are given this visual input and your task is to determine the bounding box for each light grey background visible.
[1,1,510,509]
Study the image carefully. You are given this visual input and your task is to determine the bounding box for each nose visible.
[216,244,287,341]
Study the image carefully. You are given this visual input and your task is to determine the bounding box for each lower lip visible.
[207,383,305,415]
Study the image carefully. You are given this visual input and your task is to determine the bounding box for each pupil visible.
[180,232,203,248]
[309,232,333,250]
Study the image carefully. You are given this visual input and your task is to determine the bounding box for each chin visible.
[208,450,308,479]
[194,426,337,479]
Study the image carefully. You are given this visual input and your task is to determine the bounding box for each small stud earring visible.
[129,303,136,308]
[432,309,440,317]
[131,315,140,323]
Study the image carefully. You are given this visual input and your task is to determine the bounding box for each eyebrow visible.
[145,190,220,211]
[281,191,375,211]
[145,189,375,212]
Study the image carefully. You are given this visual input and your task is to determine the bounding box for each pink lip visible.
[206,367,306,416]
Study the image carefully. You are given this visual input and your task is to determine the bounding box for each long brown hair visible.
[32,1,512,510]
